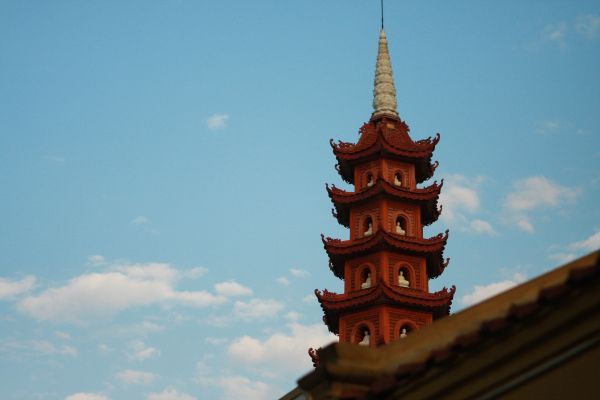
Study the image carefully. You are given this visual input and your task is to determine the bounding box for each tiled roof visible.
[362,250,600,399]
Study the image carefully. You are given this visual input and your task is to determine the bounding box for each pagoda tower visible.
[313,29,455,350]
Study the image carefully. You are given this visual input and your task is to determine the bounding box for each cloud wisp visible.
[0,276,36,299]
[503,176,579,233]
[206,113,229,131]
[543,22,567,48]
[117,369,157,385]
[438,174,495,235]
[127,340,159,361]
[14,259,249,323]
[462,272,527,306]
[0,338,78,358]
[233,298,284,320]
[549,229,600,265]
[227,322,336,375]
[575,14,600,39]
[146,388,197,400]
[65,393,109,400]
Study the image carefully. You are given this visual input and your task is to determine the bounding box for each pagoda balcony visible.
[327,179,443,227]
[315,282,456,334]
[322,230,450,280]
[331,120,440,184]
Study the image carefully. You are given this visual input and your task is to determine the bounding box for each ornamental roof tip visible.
[372,28,399,119]
[416,133,441,146]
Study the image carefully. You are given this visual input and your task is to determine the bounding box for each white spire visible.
[372,29,399,119]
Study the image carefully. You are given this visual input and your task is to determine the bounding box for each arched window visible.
[360,267,372,289]
[363,216,373,237]
[395,216,407,235]
[398,266,410,288]
[394,171,403,187]
[355,325,371,346]
[396,321,417,340]
[366,172,375,188]
[399,324,412,339]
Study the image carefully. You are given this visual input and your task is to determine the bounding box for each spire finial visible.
[371,23,399,120]
[381,0,384,30]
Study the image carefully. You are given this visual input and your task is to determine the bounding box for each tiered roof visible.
[322,230,450,280]
[331,120,440,184]
[327,179,443,228]
[315,283,456,334]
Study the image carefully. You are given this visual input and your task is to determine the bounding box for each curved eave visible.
[322,230,450,280]
[334,149,438,185]
[330,123,441,185]
[327,180,443,227]
[315,284,456,334]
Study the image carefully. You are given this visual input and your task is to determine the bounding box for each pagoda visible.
[312,28,455,353]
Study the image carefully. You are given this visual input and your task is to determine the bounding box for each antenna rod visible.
[381,0,384,29]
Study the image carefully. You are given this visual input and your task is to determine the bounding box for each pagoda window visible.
[359,266,373,290]
[363,216,374,237]
[394,171,403,187]
[396,321,416,340]
[366,172,375,188]
[356,325,372,346]
[395,216,407,235]
[398,266,410,288]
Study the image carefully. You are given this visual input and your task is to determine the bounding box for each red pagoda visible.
[312,29,455,353]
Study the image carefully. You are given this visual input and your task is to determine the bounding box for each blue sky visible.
[1,1,599,399]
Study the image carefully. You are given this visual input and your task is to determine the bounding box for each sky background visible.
[1,1,600,399]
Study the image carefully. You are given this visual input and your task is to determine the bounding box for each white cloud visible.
[543,22,567,47]
[0,339,77,358]
[146,388,196,400]
[131,216,149,225]
[114,321,165,337]
[128,340,159,361]
[505,177,577,211]
[214,281,252,297]
[65,393,108,400]
[206,113,229,131]
[55,331,71,340]
[289,268,310,278]
[234,298,284,320]
[439,175,481,222]
[205,337,228,346]
[277,277,290,286]
[548,230,600,265]
[575,14,600,39]
[98,344,112,354]
[438,175,494,234]
[17,262,226,322]
[504,176,579,233]
[516,217,534,233]
[469,219,496,235]
[0,275,36,299]
[284,311,301,321]
[183,267,208,279]
[302,294,314,303]
[217,375,276,400]
[535,120,561,134]
[549,252,578,264]
[194,360,215,386]
[117,369,157,385]
[87,255,105,266]
[569,230,600,251]
[462,272,527,306]
[228,323,336,375]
